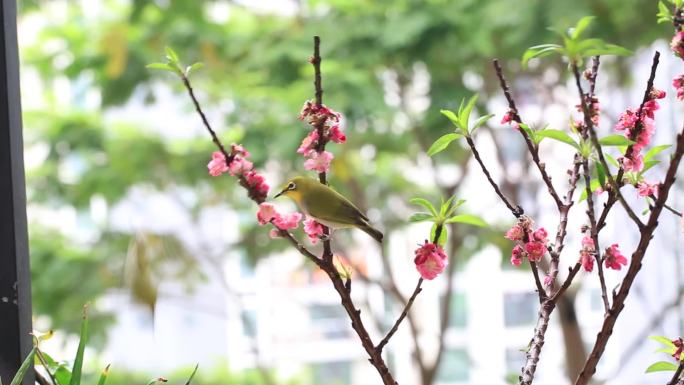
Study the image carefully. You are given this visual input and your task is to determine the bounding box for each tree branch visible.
[464,135,523,217]
[593,52,661,232]
[376,278,423,353]
[667,361,684,385]
[581,160,610,312]
[571,63,646,229]
[493,59,564,209]
[574,124,684,385]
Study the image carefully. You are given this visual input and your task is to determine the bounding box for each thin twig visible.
[530,261,546,299]
[594,52,661,231]
[571,62,645,229]
[376,278,423,353]
[493,59,564,209]
[464,136,523,217]
[311,36,334,262]
[581,160,610,312]
[546,156,582,297]
[666,361,684,385]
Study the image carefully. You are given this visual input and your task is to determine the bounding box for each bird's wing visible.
[306,187,369,226]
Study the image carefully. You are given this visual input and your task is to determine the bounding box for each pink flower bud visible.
[532,227,548,243]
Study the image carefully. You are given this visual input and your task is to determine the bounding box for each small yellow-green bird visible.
[274,176,383,243]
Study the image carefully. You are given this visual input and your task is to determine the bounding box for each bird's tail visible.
[360,224,383,243]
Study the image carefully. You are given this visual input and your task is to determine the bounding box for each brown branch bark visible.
[581,160,609,312]
[376,278,423,353]
[464,135,523,217]
[493,59,564,209]
[571,63,647,229]
[574,125,684,385]
[178,37,399,384]
[667,361,684,385]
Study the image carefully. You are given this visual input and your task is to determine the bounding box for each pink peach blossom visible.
[207,151,229,176]
[256,203,277,225]
[604,244,628,270]
[303,218,325,244]
[414,241,448,280]
[304,151,334,173]
[524,241,545,262]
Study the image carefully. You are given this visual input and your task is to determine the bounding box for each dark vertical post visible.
[0,1,33,384]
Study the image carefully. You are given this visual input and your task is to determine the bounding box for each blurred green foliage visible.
[19,0,669,359]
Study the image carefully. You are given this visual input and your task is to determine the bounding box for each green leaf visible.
[146,63,175,72]
[427,133,462,156]
[164,46,179,63]
[579,178,602,202]
[430,223,448,246]
[598,135,635,146]
[571,16,595,39]
[440,109,459,125]
[185,62,204,76]
[535,129,579,149]
[445,214,487,227]
[409,213,434,223]
[656,347,677,355]
[10,348,36,385]
[445,198,466,217]
[471,114,495,134]
[410,198,438,217]
[96,365,111,385]
[518,123,535,141]
[605,153,620,168]
[522,45,562,67]
[650,336,676,348]
[184,364,199,385]
[641,160,660,174]
[645,361,679,373]
[595,162,606,188]
[644,144,671,162]
[461,95,479,127]
[584,43,632,57]
[69,305,89,385]
[657,1,673,23]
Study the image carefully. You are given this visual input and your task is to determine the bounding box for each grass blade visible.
[69,305,90,385]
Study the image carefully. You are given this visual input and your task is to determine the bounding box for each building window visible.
[242,309,257,338]
[503,292,537,327]
[436,348,469,383]
[505,348,526,381]
[309,304,350,339]
[589,289,603,312]
[448,292,467,328]
[311,361,351,385]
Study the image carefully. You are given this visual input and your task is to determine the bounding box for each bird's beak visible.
[274,189,286,199]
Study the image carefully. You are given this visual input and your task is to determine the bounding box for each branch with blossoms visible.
[430,14,684,385]
[146,37,485,385]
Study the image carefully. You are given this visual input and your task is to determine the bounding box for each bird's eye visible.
[288,182,296,190]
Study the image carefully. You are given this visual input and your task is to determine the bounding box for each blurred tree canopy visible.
[19,0,670,345]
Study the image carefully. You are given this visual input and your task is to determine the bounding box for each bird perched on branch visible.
[274,176,383,243]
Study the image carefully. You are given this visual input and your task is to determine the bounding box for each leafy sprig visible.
[146,47,204,77]
[409,196,487,246]
[522,16,631,67]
